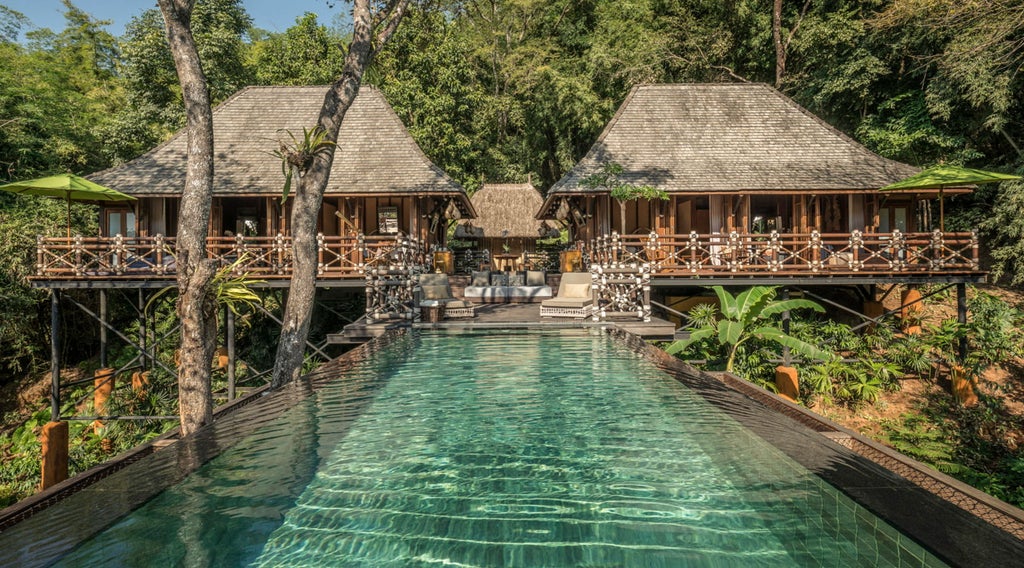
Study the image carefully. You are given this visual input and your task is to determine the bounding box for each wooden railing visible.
[34,233,423,280]
[588,230,981,276]
[34,230,981,281]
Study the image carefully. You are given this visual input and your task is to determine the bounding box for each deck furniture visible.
[540,271,594,318]
[418,273,476,318]
[464,270,553,303]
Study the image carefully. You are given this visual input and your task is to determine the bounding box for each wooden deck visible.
[330,303,678,344]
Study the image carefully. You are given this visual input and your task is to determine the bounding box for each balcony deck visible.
[29,230,985,289]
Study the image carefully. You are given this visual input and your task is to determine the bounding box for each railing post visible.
[155,234,165,274]
[850,230,862,272]
[891,229,905,271]
[930,229,943,270]
[810,231,821,272]
[113,234,125,275]
[356,233,366,272]
[971,229,979,270]
[728,231,741,272]
[317,233,325,276]
[689,231,699,272]
[74,235,84,276]
[275,233,286,275]
[36,235,45,276]
[768,230,780,272]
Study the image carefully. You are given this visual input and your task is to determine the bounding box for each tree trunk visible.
[773,0,785,88]
[158,0,217,436]
[271,0,409,387]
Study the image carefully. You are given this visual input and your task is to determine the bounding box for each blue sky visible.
[3,0,348,39]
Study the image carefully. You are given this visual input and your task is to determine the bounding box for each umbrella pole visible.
[66,195,72,241]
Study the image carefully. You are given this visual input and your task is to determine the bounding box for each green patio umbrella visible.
[0,174,136,239]
[880,165,1022,230]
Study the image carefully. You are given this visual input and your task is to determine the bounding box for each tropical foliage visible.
[665,286,830,372]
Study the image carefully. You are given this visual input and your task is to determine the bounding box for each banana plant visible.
[665,286,832,372]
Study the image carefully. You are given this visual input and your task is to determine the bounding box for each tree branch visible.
[373,0,411,55]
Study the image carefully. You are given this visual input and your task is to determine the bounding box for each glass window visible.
[378,206,399,234]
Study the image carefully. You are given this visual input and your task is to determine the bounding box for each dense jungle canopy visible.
[1,0,1023,377]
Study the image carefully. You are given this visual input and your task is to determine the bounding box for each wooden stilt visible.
[99,289,107,369]
[50,290,60,421]
[40,421,69,490]
[138,289,147,370]
[780,287,791,365]
[957,283,968,362]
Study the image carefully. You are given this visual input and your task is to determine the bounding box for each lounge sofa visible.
[463,270,553,304]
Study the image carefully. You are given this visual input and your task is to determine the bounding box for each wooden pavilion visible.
[455,182,560,263]
[33,85,475,284]
[538,83,982,283]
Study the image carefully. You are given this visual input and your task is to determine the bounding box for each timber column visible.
[42,290,68,489]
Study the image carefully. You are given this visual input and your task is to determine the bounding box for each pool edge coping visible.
[608,326,1024,541]
[0,330,406,533]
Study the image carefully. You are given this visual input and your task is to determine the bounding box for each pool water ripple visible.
[47,331,947,567]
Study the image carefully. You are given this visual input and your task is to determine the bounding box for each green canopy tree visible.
[120,0,253,136]
[248,13,345,86]
[666,286,831,373]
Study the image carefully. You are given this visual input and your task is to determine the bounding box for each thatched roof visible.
[457,183,558,239]
[89,85,473,214]
[542,83,918,213]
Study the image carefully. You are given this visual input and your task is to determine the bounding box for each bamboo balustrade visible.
[34,234,414,280]
[33,230,980,281]
[587,230,980,276]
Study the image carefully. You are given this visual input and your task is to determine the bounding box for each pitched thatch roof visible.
[456,183,558,239]
[544,83,918,207]
[89,85,472,212]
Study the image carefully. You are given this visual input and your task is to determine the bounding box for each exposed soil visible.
[0,368,85,436]
[817,283,1024,449]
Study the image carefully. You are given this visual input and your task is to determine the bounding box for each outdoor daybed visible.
[539,272,594,318]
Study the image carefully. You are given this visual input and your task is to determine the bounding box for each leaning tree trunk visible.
[158,0,218,435]
[271,0,409,387]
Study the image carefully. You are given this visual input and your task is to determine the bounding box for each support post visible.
[138,289,147,369]
[780,287,791,366]
[40,420,68,490]
[957,283,968,363]
[50,290,61,421]
[99,289,107,368]
[227,307,236,401]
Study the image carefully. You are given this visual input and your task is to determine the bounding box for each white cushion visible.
[560,282,592,298]
[508,286,553,299]
[464,286,508,299]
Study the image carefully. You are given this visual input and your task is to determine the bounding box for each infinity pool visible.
[6,330,954,566]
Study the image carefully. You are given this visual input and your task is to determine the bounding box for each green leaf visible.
[281,168,293,204]
[713,286,737,319]
[718,320,743,346]
[664,327,715,354]
[753,327,833,362]
[733,286,774,324]
[759,298,825,318]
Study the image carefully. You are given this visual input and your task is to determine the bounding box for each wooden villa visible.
[455,182,561,270]
[539,84,983,285]
[32,85,475,286]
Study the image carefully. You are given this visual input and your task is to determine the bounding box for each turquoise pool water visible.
[48,330,945,566]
